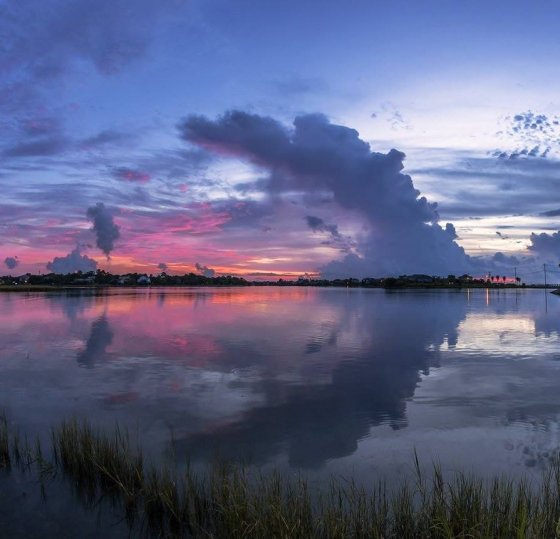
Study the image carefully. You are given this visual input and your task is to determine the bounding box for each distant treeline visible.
[0,270,248,287]
[0,270,529,289]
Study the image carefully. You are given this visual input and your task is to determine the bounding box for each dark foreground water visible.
[2,287,560,534]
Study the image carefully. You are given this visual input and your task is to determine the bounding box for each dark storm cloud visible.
[4,256,19,270]
[86,202,120,258]
[46,247,98,273]
[180,110,475,276]
[158,262,168,272]
[195,263,215,277]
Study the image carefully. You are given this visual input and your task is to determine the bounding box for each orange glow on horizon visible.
[88,254,317,280]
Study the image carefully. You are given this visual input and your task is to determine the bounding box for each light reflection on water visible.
[1,287,560,482]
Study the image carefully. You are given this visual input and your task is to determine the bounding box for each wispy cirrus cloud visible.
[112,167,151,183]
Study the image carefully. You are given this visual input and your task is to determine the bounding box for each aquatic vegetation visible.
[3,416,560,537]
[0,413,10,469]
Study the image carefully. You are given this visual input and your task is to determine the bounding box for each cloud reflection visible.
[173,291,467,468]
[77,315,113,367]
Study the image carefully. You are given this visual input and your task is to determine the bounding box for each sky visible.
[2,0,560,281]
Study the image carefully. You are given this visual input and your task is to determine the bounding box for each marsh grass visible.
[3,416,560,537]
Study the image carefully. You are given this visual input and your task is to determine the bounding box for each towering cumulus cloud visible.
[47,247,98,273]
[528,231,560,258]
[86,202,120,258]
[180,111,473,277]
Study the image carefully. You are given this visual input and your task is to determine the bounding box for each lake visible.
[2,287,560,534]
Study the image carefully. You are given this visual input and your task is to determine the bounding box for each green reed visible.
[3,415,560,537]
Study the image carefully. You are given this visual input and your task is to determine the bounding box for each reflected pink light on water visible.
[0,288,326,371]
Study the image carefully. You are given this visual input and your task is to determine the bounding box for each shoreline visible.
[0,284,556,293]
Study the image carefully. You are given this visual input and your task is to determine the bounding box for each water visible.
[2,287,560,532]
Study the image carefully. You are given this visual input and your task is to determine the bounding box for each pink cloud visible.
[122,203,232,237]
[113,167,151,183]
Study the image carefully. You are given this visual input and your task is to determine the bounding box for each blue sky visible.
[2,0,560,280]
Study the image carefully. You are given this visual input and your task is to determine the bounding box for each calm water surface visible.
[2,287,560,532]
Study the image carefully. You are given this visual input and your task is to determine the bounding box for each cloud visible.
[528,231,560,258]
[0,0,184,84]
[80,129,134,149]
[541,209,560,217]
[305,215,355,253]
[494,111,560,160]
[491,252,521,266]
[3,136,69,157]
[46,246,98,273]
[77,315,113,367]
[180,110,476,277]
[112,167,151,183]
[4,256,19,270]
[173,294,467,468]
[412,155,560,220]
[370,102,412,130]
[271,75,327,96]
[493,146,549,160]
[158,262,168,272]
[306,215,338,235]
[0,0,186,161]
[86,202,120,258]
[195,263,215,277]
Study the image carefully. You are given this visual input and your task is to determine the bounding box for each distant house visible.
[72,275,95,285]
[137,275,151,285]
